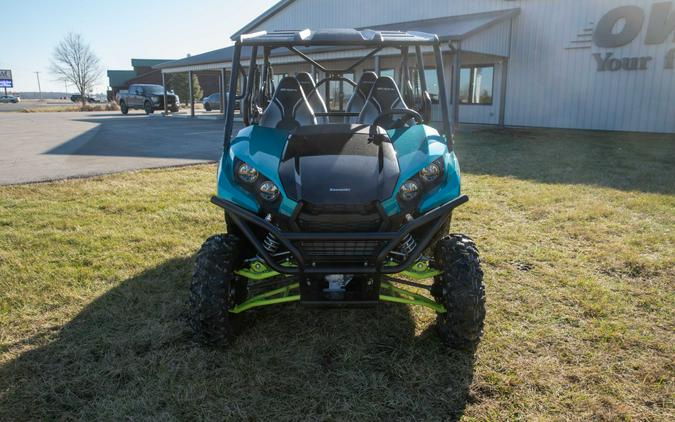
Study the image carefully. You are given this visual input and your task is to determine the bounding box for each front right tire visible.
[144,101,153,115]
[120,101,128,115]
[432,234,486,350]
[189,234,248,347]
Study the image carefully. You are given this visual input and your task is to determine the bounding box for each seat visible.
[357,76,408,128]
[296,72,328,124]
[259,76,317,130]
[344,71,378,123]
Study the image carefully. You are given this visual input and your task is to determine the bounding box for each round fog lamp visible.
[237,163,259,183]
[420,162,441,182]
[399,181,420,201]
[259,181,280,201]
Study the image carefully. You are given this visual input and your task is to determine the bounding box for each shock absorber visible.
[262,213,280,254]
[399,233,417,256]
[263,232,280,254]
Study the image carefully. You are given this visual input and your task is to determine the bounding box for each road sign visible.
[0,69,13,88]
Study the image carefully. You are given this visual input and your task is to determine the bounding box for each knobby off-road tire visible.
[432,234,486,350]
[189,234,248,347]
[144,101,153,115]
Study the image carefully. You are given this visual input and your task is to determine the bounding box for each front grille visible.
[299,240,383,258]
[303,202,376,214]
[298,212,381,232]
[298,201,383,232]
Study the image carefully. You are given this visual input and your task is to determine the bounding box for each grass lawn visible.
[0,128,673,420]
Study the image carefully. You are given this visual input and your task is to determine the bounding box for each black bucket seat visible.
[259,76,317,130]
[357,76,408,128]
[296,72,328,124]
[344,71,378,123]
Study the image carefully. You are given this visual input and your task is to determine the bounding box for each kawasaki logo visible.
[329,187,351,192]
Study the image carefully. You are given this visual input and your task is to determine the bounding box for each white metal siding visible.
[246,0,675,133]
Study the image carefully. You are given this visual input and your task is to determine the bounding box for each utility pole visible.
[34,71,42,100]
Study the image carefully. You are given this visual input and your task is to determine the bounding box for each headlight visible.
[419,161,442,183]
[259,181,280,201]
[151,96,160,103]
[399,180,420,201]
[236,162,259,183]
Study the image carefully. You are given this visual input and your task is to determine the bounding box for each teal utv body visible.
[189,29,485,349]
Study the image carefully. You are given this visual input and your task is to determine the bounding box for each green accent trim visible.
[235,259,295,280]
[230,282,300,313]
[380,281,446,313]
[235,260,279,280]
[385,259,442,280]
[402,260,442,280]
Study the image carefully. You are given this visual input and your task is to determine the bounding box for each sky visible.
[0,0,279,93]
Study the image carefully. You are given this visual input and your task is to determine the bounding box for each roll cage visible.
[223,28,452,148]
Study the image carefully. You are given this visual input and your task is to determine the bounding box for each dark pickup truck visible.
[117,84,179,115]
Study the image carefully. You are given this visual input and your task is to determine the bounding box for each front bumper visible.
[211,194,468,275]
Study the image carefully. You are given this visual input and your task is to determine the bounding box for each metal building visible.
[156,0,675,133]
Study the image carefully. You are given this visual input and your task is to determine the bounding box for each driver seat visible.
[259,76,317,130]
[344,71,378,123]
[357,76,408,129]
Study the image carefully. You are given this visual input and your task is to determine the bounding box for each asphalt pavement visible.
[0,111,230,184]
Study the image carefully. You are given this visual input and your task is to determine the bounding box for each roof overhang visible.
[231,0,297,41]
[155,8,520,72]
[365,8,520,42]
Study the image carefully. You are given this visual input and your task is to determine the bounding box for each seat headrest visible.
[295,72,316,95]
[354,71,378,100]
[367,76,407,111]
[259,76,316,130]
[274,76,306,107]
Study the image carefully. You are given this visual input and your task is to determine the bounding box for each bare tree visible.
[51,33,102,106]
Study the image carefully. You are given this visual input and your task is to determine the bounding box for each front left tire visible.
[189,234,248,347]
[432,234,486,350]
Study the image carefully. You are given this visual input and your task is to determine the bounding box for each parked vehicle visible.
[202,93,221,111]
[203,92,240,112]
[117,84,179,115]
[0,95,20,103]
[70,94,97,103]
[189,29,485,350]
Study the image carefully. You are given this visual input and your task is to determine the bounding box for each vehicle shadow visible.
[455,127,675,195]
[0,256,475,420]
[44,116,231,161]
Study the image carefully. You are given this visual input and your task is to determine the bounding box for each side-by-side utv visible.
[189,28,485,349]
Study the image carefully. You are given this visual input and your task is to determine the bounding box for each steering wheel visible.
[368,109,424,141]
[372,108,424,129]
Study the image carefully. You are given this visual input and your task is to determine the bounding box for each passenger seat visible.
[296,72,328,124]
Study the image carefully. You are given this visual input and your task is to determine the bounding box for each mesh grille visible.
[298,213,381,232]
[299,240,383,258]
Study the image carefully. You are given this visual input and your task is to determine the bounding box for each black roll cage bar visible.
[223,35,452,149]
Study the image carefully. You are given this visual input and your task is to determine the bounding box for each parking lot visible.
[0,111,231,184]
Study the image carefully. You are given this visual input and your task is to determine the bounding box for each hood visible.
[279,124,399,205]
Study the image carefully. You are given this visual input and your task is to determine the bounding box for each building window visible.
[379,69,395,79]
[412,68,440,104]
[459,65,494,105]
[328,72,354,111]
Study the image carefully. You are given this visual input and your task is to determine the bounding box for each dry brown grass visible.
[0,128,673,420]
[20,102,120,113]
